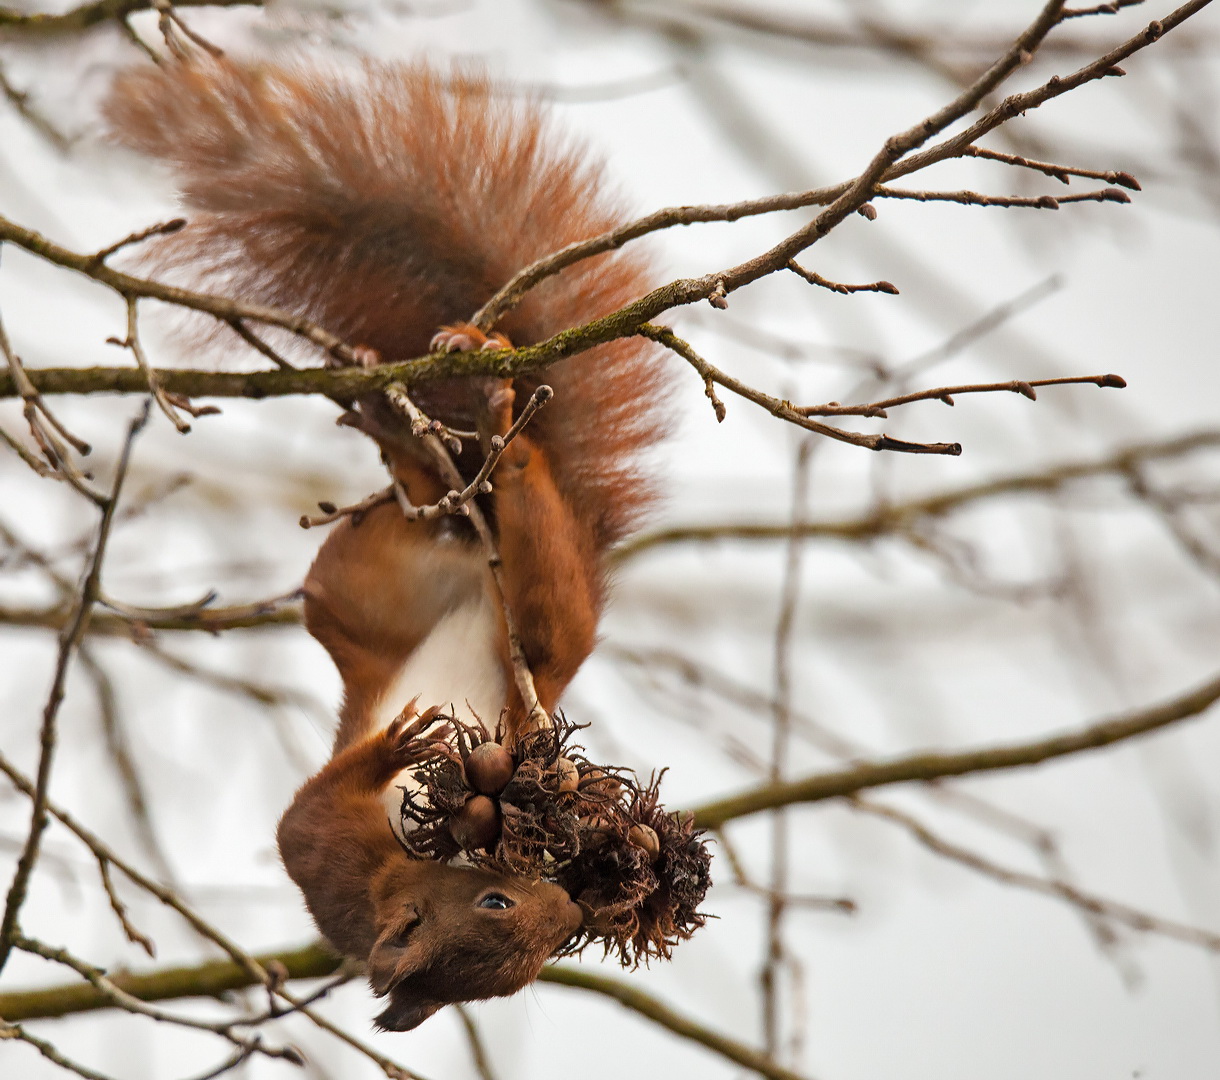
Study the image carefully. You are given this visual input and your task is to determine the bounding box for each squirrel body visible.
[106,57,671,1029]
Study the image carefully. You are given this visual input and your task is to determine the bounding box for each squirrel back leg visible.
[471,371,603,736]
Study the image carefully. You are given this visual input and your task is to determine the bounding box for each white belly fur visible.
[372,593,508,828]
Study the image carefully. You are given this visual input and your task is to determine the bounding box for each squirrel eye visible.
[478,893,514,910]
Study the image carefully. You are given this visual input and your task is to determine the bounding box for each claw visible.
[430,323,513,354]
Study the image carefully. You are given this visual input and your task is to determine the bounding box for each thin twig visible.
[0,0,256,36]
[0,421,56,477]
[0,402,149,975]
[761,438,814,1055]
[383,382,550,732]
[299,485,397,530]
[87,219,186,265]
[178,1046,258,1080]
[0,261,94,492]
[616,430,1220,559]
[301,384,552,529]
[1062,0,1146,19]
[455,1005,500,1080]
[0,1021,117,1080]
[539,966,814,1080]
[96,858,156,958]
[110,297,191,431]
[797,373,1126,418]
[639,323,962,455]
[852,796,1220,950]
[0,763,424,1078]
[12,934,303,1064]
[0,60,72,150]
[0,746,266,983]
[0,213,361,366]
[78,646,178,885]
[472,0,1070,329]
[786,261,899,295]
[874,184,1132,208]
[965,144,1141,188]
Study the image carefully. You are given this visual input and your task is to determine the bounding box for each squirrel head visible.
[365,860,583,1031]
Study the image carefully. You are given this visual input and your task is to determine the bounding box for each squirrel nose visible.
[564,898,584,934]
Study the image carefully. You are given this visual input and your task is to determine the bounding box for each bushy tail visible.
[106,58,672,551]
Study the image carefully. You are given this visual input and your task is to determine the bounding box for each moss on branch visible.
[0,943,340,1021]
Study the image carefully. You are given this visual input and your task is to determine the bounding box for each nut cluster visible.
[393,712,711,965]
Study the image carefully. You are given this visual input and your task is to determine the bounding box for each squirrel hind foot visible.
[430,324,512,354]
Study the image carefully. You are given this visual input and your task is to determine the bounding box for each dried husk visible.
[391,711,712,964]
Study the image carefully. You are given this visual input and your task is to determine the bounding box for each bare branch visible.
[616,430,1220,559]
[455,1005,500,1080]
[302,385,552,528]
[12,934,303,1064]
[0,0,257,37]
[0,745,268,984]
[110,296,191,432]
[874,184,1133,208]
[88,219,186,265]
[382,383,549,733]
[640,323,962,456]
[965,144,1142,188]
[852,796,1220,951]
[539,966,815,1080]
[0,403,149,975]
[887,3,1216,188]
[0,213,361,366]
[798,373,1127,418]
[0,942,337,1021]
[0,1020,117,1080]
[786,261,899,295]
[691,668,1220,828]
[0,593,303,635]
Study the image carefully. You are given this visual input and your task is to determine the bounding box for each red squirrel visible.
[105,58,672,1029]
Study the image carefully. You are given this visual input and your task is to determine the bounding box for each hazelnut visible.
[627,823,661,861]
[556,756,580,793]
[464,742,515,796]
[449,795,500,851]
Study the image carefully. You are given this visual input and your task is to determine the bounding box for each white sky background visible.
[2,1,1220,1078]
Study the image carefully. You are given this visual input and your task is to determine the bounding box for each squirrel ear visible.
[367,904,428,996]
[373,993,443,1032]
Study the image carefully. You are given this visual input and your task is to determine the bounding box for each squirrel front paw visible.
[382,701,449,770]
[430,323,512,354]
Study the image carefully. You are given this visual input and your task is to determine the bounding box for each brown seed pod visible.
[627,823,661,862]
[464,742,515,796]
[449,795,500,851]
[556,756,580,793]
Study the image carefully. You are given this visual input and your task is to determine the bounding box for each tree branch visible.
[0,944,814,1080]
[691,668,1220,828]
[0,403,148,975]
[0,0,256,37]
[539,966,813,1080]
[615,429,1220,559]
[0,943,340,1021]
